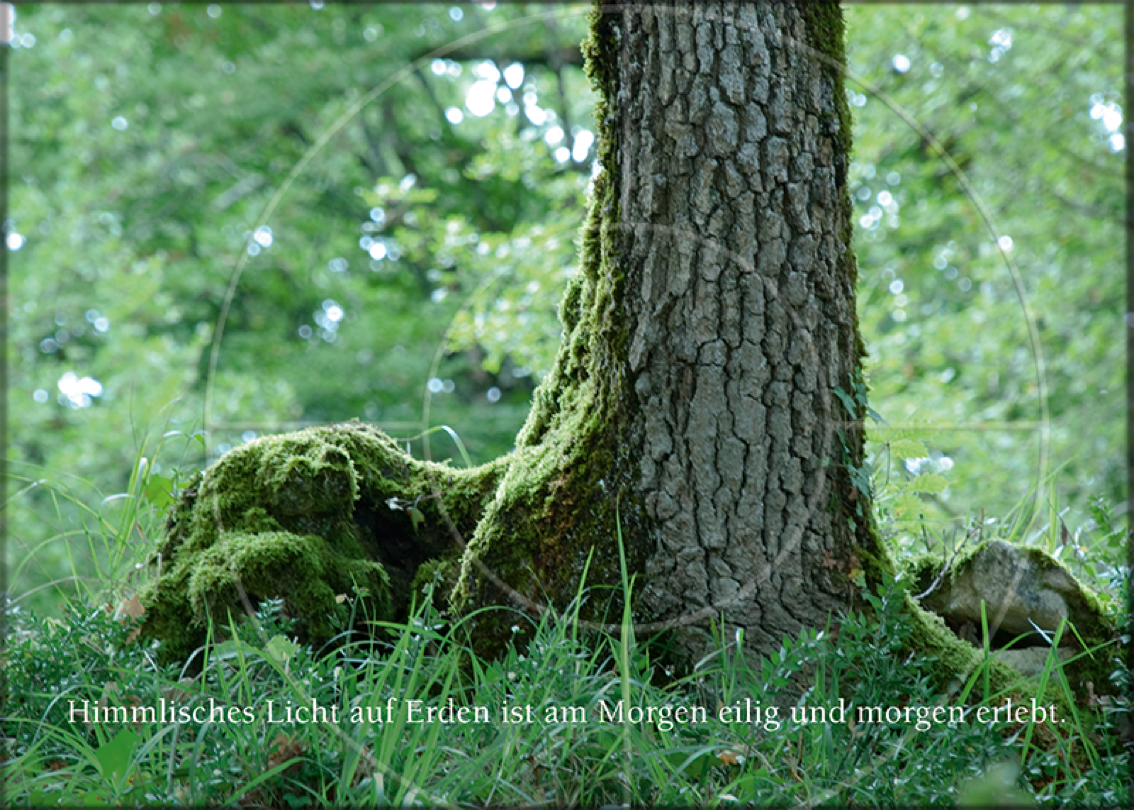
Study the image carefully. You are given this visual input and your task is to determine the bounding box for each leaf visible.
[866,405,889,426]
[117,595,145,622]
[718,749,743,766]
[112,594,144,622]
[893,492,925,520]
[889,438,928,459]
[848,464,872,496]
[662,748,715,779]
[832,387,857,418]
[264,634,300,665]
[269,732,307,770]
[94,728,139,781]
[908,473,947,494]
[115,594,146,642]
[29,790,57,808]
[212,638,253,661]
[162,677,195,704]
[409,507,425,533]
[142,474,174,508]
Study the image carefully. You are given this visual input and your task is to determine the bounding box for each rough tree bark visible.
[450,0,882,660]
[617,2,872,653]
[140,2,1111,691]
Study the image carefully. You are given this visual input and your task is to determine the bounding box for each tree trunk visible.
[619,2,870,652]
[452,0,883,659]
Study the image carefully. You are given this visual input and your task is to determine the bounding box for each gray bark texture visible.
[616,2,872,653]
[451,0,880,660]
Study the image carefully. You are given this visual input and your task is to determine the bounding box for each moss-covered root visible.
[905,596,1089,728]
[139,421,505,663]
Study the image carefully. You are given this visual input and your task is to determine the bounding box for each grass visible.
[2,436,1129,806]
[5,418,203,619]
[3,562,1129,806]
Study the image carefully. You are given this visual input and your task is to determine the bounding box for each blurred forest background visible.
[6,3,1123,618]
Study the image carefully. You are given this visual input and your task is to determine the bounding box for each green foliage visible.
[7,3,592,614]
[845,6,1123,525]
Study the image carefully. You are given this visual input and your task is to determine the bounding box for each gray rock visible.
[921,540,1087,641]
[993,646,1074,678]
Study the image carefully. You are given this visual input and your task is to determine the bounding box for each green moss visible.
[1016,547,1117,628]
[905,595,1086,720]
[798,3,853,167]
[140,421,504,663]
[409,554,462,613]
[905,594,1016,693]
[446,2,644,655]
[908,540,1117,624]
[188,530,389,641]
[798,2,855,276]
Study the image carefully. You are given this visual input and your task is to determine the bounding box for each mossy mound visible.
[139,421,504,664]
[905,539,1119,696]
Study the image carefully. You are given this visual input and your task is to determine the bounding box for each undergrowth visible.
[2,567,1128,806]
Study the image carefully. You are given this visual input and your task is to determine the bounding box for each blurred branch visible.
[1045,186,1122,225]
[211,174,265,212]
[411,68,449,122]
[358,108,388,179]
[384,98,422,180]
[410,43,583,72]
[543,16,574,137]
